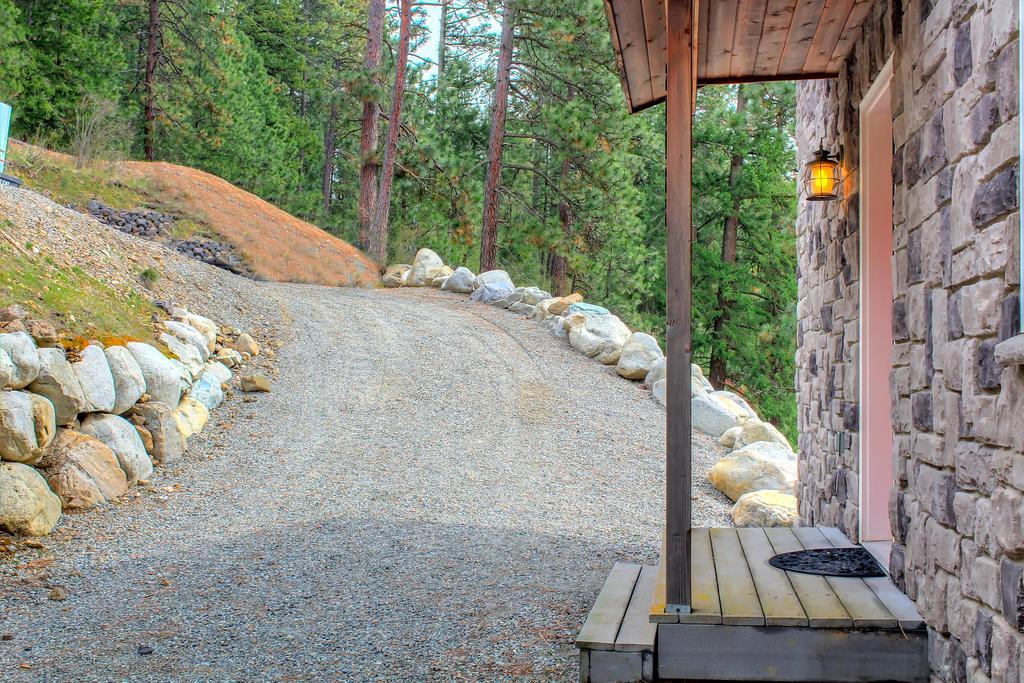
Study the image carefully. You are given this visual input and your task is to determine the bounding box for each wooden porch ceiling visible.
[604,0,875,112]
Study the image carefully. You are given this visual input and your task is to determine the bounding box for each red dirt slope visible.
[125,161,380,288]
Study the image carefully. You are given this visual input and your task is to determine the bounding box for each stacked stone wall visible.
[795,0,1024,679]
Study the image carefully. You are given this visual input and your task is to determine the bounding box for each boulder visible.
[731,490,799,527]
[432,275,450,289]
[0,304,27,322]
[178,312,217,352]
[165,321,211,362]
[72,344,116,413]
[190,374,224,411]
[79,413,153,485]
[733,420,791,451]
[161,332,203,380]
[616,333,664,380]
[508,302,536,316]
[442,267,476,293]
[28,348,87,425]
[548,315,569,338]
[492,291,524,309]
[692,364,715,393]
[202,361,232,386]
[692,375,710,397]
[532,298,560,321]
[0,391,56,464]
[127,342,183,407]
[38,429,129,509]
[711,390,758,420]
[562,312,590,333]
[26,320,58,348]
[0,348,13,388]
[104,346,146,415]
[692,393,746,436]
[518,287,552,306]
[173,397,210,439]
[473,270,514,291]
[652,379,667,407]
[547,293,583,316]
[644,357,666,388]
[240,373,272,392]
[568,302,610,317]
[719,425,743,448]
[383,264,412,288]
[469,283,514,304]
[0,331,40,388]
[424,264,454,286]
[214,348,243,368]
[230,332,260,357]
[130,401,184,464]
[569,314,632,364]
[407,248,445,286]
[709,442,797,502]
[0,462,61,536]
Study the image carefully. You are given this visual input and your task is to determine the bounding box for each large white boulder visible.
[652,379,666,407]
[474,270,514,291]
[442,267,476,293]
[72,345,116,413]
[469,282,514,304]
[692,393,745,436]
[38,429,129,509]
[0,347,14,388]
[104,346,146,415]
[203,361,232,386]
[733,420,791,451]
[0,462,61,536]
[407,248,445,286]
[616,333,664,380]
[165,321,211,362]
[127,342,183,407]
[644,357,666,388]
[0,331,40,389]
[692,363,715,393]
[80,413,153,485]
[28,348,87,425]
[161,332,203,380]
[508,302,535,316]
[0,391,56,465]
[518,287,552,306]
[178,312,218,352]
[569,314,632,364]
[711,390,758,420]
[709,442,797,502]
[731,490,799,527]
[190,368,225,411]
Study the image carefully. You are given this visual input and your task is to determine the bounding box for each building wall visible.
[795,0,1024,679]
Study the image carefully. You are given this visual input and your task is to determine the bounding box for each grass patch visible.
[0,236,158,344]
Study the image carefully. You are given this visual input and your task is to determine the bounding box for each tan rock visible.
[731,490,799,527]
[382,264,411,288]
[708,442,797,502]
[547,293,583,316]
[230,333,260,357]
[130,401,185,464]
[0,391,56,465]
[0,462,61,536]
[240,374,271,393]
[615,333,664,380]
[732,419,792,451]
[173,398,210,439]
[26,320,58,348]
[38,429,129,509]
[424,265,454,286]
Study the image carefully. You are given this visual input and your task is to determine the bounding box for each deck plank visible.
[710,528,764,625]
[577,562,642,651]
[649,536,678,623]
[764,527,852,627]
[791,527,897,629]
[679,528,723,624]
[736,528,808,626]
[616,565,659,651]
[817,528,925,631]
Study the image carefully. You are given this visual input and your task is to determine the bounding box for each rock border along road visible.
[0,285,731,681]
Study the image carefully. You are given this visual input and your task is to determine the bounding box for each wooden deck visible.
[577,527,929,683]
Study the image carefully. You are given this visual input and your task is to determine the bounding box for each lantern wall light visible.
[803,145,843,202]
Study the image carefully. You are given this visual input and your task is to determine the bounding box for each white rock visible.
[720,426,743,448]
[508,302,536,316]
[473,270,514,291]
[189,373,223,411]
[179,313,218,352]
[733,420,791,451]
[644,357,666,388]
[709,442,797,502]
[532,298,560,321]
[492,291,523,309]
[173,397,210,439]
[732,490,799,527]
[442,267,476,293]
[548,315,569,338]
[691,393,745,436]
[127,343,183,408]
[518,287,552,306]
[28,348,87,425]
[0,462,62,536]
[0,332,40,389]
[214,348,243,368]
[424,264,454,286]
[692,363,715,393]
[0,391,56,464]
[432,275,449,289]
[616,333,664,380]
[0,347,14,388]
[407,248,445,286]
[104,346,146,415]
[161,333,203,380]
[469,282,514,304]
[652,379,667,407]
[165,320,211,361]
[72,345,116,413]
[711,390,758,420]
[569,315,632,364]
[203,361,232,386]
[79,413,153,484]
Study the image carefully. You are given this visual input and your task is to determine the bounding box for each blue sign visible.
[0,102,10,175]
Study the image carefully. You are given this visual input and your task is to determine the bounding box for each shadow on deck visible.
[576,527,928,683]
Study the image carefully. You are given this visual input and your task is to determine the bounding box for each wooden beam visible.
[664,0,697,614]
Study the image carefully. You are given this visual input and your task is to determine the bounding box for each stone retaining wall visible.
[796,0,1023,679]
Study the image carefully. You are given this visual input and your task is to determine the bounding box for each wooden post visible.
[664,0,697,613]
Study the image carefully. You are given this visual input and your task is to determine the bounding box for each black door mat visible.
[768,547,886,577]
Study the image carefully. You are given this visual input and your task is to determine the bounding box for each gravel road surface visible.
[0,285,731,682]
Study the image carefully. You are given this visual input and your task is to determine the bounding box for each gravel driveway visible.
[0,285,731,682]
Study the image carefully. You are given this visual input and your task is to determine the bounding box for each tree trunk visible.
[322,93,339,215]
[479,0,516,273]
[709,85,747,389]
[437,0,449,89]
[357,0,386,250]
[551,155,571,296]
[368,0,413,265]
[144,0,160,161]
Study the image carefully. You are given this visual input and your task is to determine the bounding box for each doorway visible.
[859,58,895,544]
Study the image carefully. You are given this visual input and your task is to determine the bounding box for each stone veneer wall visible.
[795,0,1024,680]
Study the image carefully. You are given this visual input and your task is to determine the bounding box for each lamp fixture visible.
[803,145,843,202]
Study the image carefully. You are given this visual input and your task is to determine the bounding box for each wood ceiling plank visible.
[777,0,826,74]
[611,0,655,108]
[826,0,874,72]
[703,0,739,80]
[603,0,635,111]
[698,0,711,81]
[803,0,857,73]
[730,0,770,77]
[642,0,669,103]
[753,0,798,77]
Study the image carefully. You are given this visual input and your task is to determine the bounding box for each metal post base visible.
[665,603,692,615]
